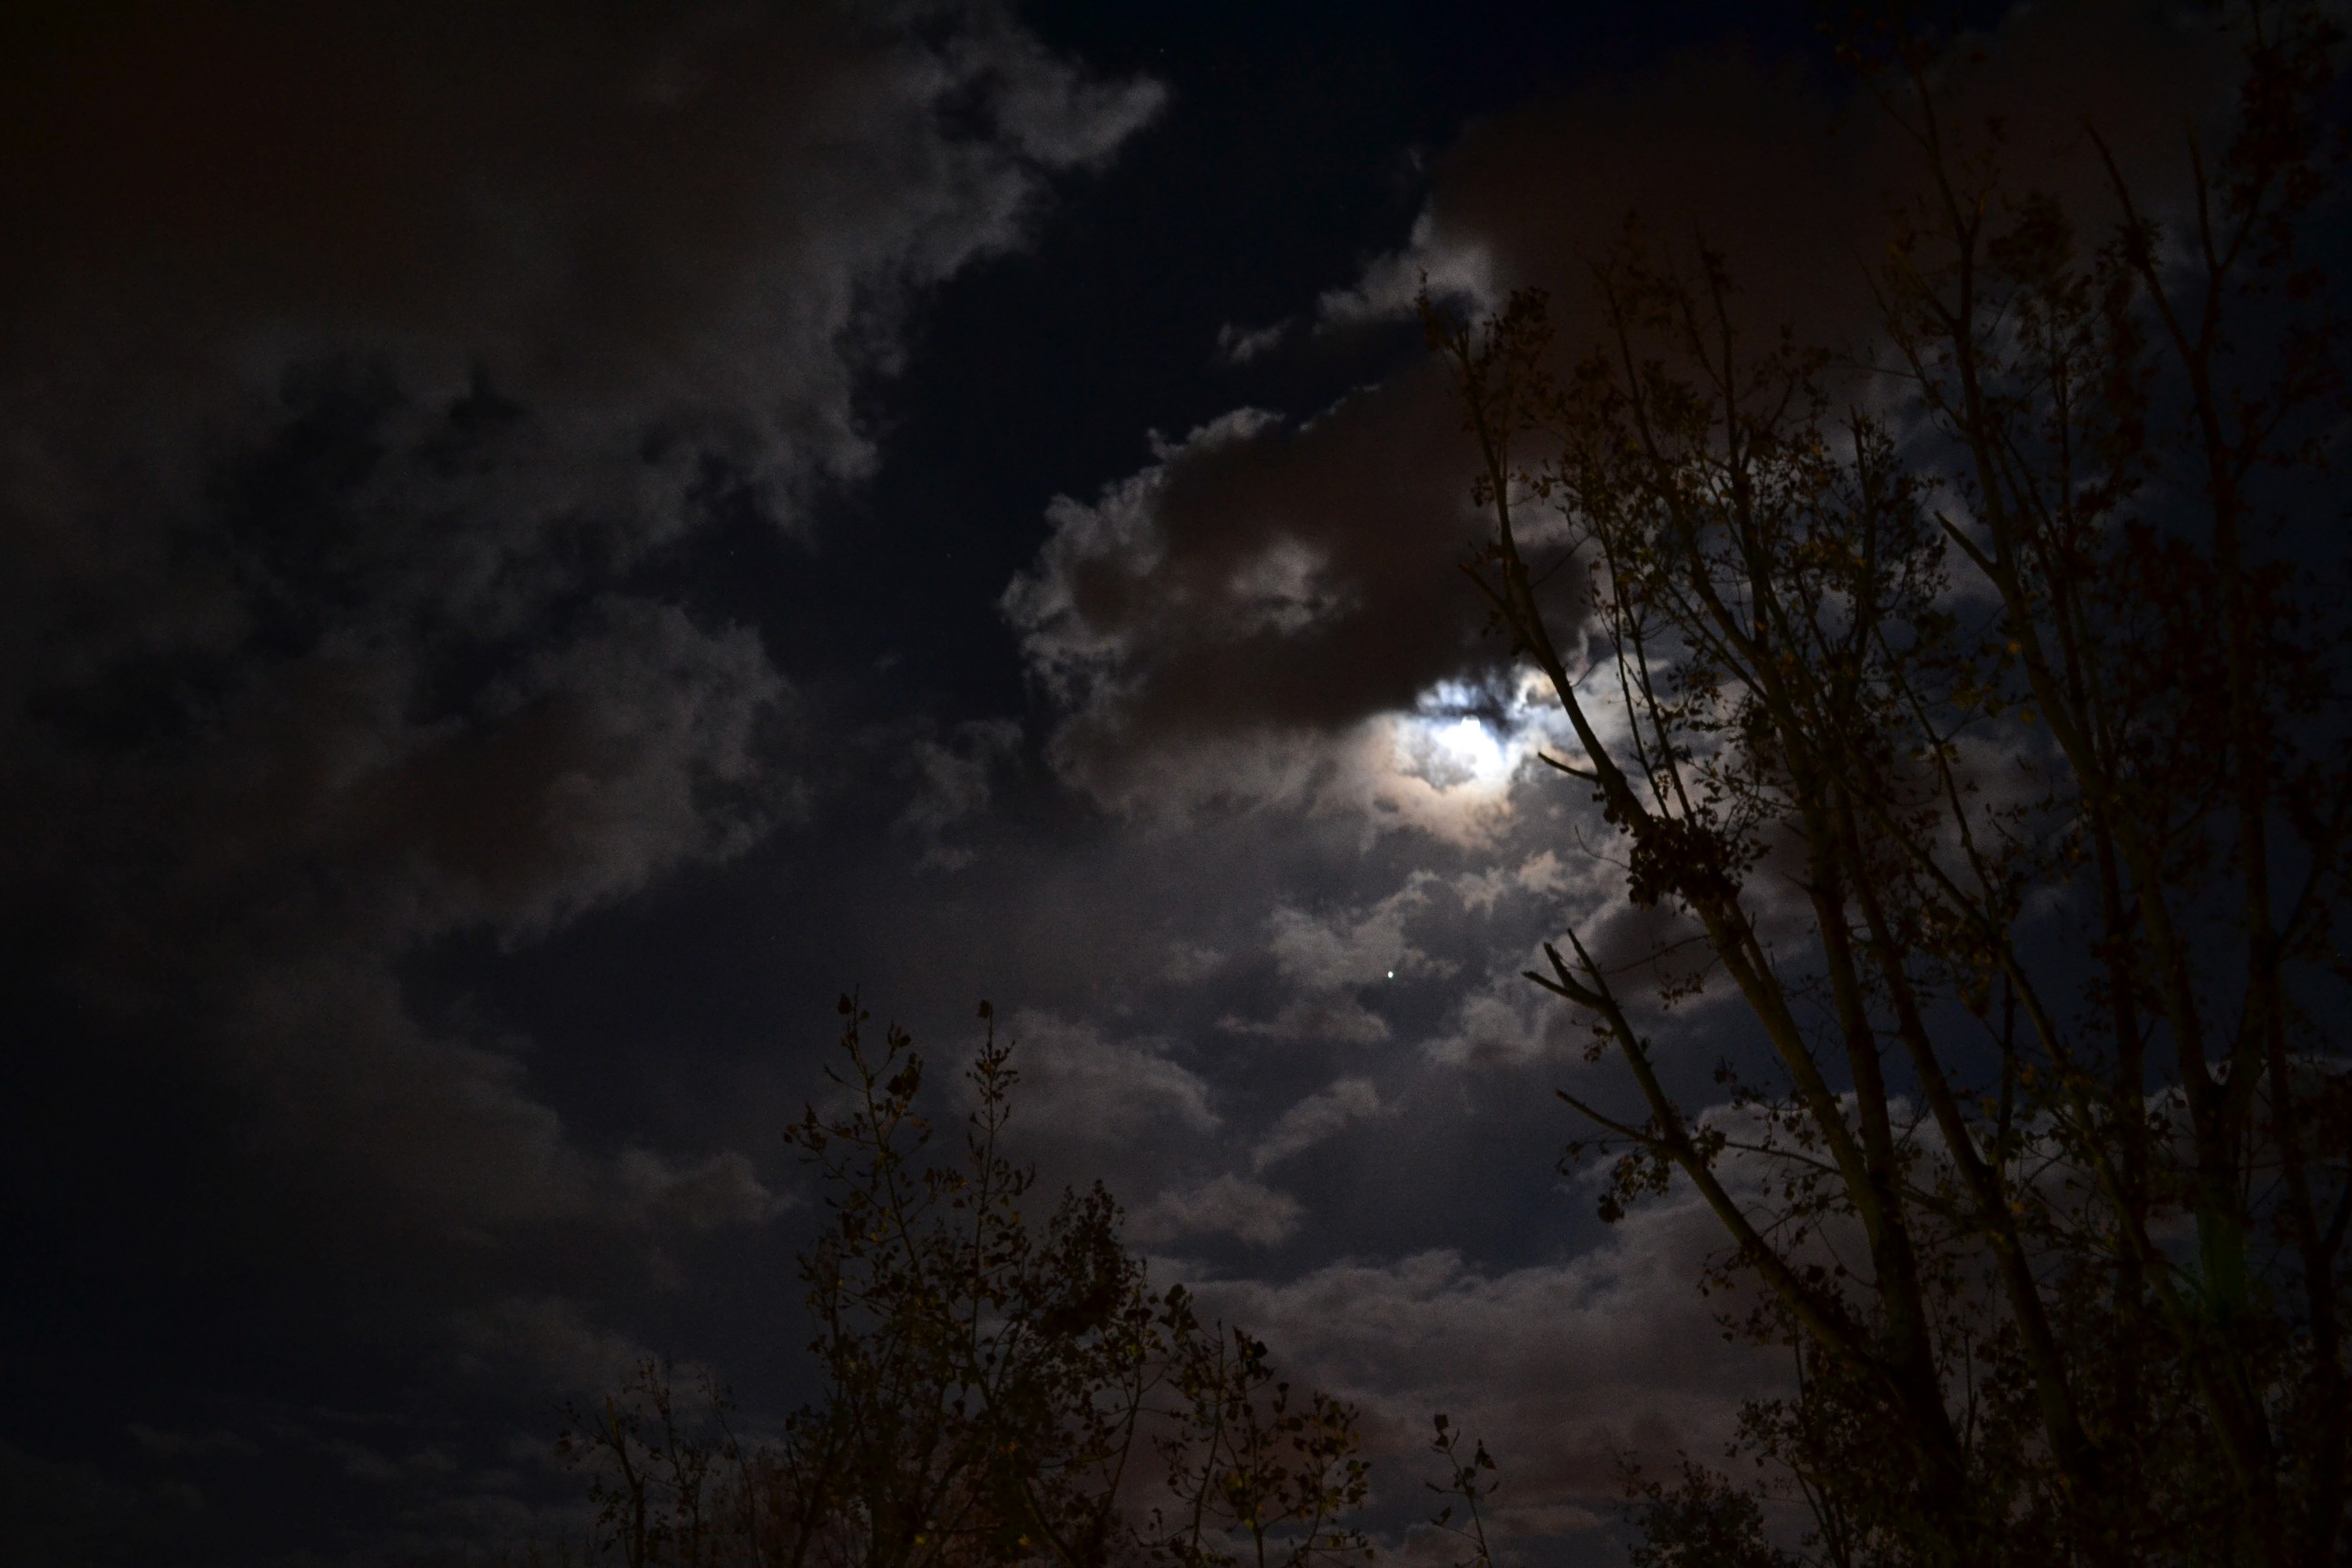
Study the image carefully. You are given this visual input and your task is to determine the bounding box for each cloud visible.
[961,22,1171,169]
[617,1148,794,1232]
[1217,878,1462,1043]
[1005,0,2227,857]
[1220,995,1394,1045]
[1007,409,1591,845]
[1003,1010,1221,1140]
[1337,5,2221,356]
[1132,1174,1305,1249]
[1004,382,1505,822]
[123,1425,263,1463]
[1423,877,1755,1072]
[1449,849,1573,913]
[1315,210,1497,328]
[0,1,1170,528]
[449,1296,652,1395]
[410,595,791,936]
[1162,941,1230,985]
[1266,881,1445,990]
[1423,960,1588,1070]
[1189,1188,1786,1530]
[1251,1077,1391,1172]
[1215,319,1291,365]
[899,718,1024,870]
[0,0,1165,1356]
[224,956,593,1238]
[0,1442,210,1566]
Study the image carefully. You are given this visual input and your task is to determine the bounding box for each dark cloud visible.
[617,1146,793,1231]
[2,1440,211,1568]
[1006,377,1499,814]
[1250,1075,1389,1172]
[1000,1008,1221,1140]
[1190,1190,1782,1524]
[1131,1171,1305,1249]
[1185,1126,1881,1548]
[0,0,1164,1367]
[1357,0,2226,353]
[0,1,1166,510]
[898,716,1025,869]
[447,1295,652,1395]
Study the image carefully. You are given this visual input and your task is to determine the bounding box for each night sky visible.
[0,3,2226,1563]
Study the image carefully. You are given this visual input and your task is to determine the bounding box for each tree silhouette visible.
[560,1001,1371,1568]
[1431,4,2348,1563]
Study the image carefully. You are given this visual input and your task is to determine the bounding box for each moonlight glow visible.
[1388,675,1567,798]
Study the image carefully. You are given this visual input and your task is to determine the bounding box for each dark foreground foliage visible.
[554,1001,1373,1568]
[1430,2,2351,1564]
